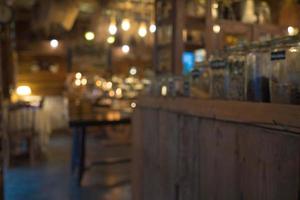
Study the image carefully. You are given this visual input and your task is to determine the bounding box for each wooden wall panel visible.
[158,111,179,200]
[177,115,200,200]
[238,127,300,200]
[132,108,144,200]
[142,108,160,200]
[198,119,239,200]
[133,101,300,200]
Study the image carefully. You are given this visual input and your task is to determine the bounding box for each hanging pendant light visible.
[85,31,95,41]
[149,23,156,33]
[108,18,118,35]
[121,18,131,31]
[138,22,147,37]
[107,36,115,44]
[50,39,59,48]
[122,45,130,54]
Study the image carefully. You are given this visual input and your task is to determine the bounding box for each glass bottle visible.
[245,41,271,102]
[270,36,300,104]
[226,45,247,101]
[209,51,228,100]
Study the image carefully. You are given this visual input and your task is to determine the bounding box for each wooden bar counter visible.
[132,97,300,200]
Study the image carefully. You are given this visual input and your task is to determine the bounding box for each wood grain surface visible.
[133,97,300,200]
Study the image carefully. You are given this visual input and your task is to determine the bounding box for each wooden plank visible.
[134,97,300,200]
[142,108,160,200]
[197,119,239,200]
[137,97,300,130]
[132,108,144,200]
[177,115,200,200]
[158,110,179,200]
[238,126,300,200]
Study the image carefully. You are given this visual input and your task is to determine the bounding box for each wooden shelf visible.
[184,42,204,51]
[216,19,252,34]
[138,97,300,129]
[154,0,287,74]
[157,17,172,26]
[157,43,172,50]
[185,16,206,30]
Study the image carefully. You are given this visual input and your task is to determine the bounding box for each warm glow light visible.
[213,3,218,9]
[75,79,81,86]
[138,22,148,37]
[85,31,95,41]
[287,26,299,36]
[107,36,115,44]
[125,77,134,84]
[149,24,156,33]
[108,21,118,35]
[161,85,167,96]
[213,24,221,33]
[109,90,115,97]
[81,78,87,85]
[75,72,82,79]
[103,81,113,90]
[289,47,298,53]
[129,67,137,75]
[115,88,122,98]
[122,45,130,54]
[131,102,136,108]
[16,86,32,96]
[50,39,59,48]
[96,80,102,87]
[121,18,131,31]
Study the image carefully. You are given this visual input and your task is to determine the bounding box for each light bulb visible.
[161,85,167,96]
[122,45,130,54]
[121,18,131,31]
[108,23,118,35]
[96,80,102,87]
[287,26,298,36]
[129,67,137,75]
[115,88,122,98]
[131,102,136,108]
[50,39,59,48]
[138,22,147,37]
[213,24,221,33]
[75,72,82,79]
[109,90,115,97]
[149,24,156,33]
[81,78,87,86]
[75,79,81,86]
[85,31,95,41]
[16,86,32,96]
[104,81,113,90]
[107,36,115,44]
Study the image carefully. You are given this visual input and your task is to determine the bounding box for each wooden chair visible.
[3,103,37,167]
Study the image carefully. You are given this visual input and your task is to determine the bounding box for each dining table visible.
[69,108,132,185]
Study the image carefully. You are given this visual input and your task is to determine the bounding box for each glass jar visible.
[226,46,247,101]
[270,36,300,104]
[149,75,162,97]
[245,42,271,102]
[209,52,228,100]
[190,62,210,99]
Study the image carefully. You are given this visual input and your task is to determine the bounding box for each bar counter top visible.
[138,97,300,132]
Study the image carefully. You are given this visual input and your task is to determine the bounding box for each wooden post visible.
[205,0,214,57]
[0,24,15,99]
[154,0,159,74]
[0,25,4,200]
[172,0,184,75]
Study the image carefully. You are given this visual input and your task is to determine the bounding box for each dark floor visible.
[5,133,132,200]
